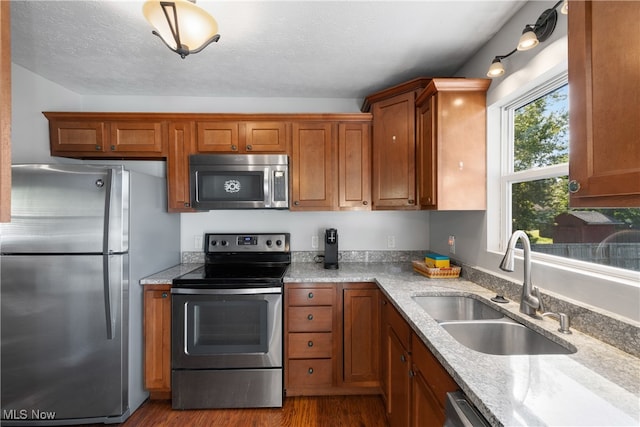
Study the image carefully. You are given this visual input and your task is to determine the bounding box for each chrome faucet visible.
[499,230,543,317]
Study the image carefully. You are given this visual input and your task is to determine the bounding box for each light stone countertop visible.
[141,261,640,426]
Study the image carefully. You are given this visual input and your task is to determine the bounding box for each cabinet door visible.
[290,122,336,210]
[388,329,411,427]
[417,95,436,208]
[167,121,195,212]
[49,120,108,154]
[343,287,380,387]
[109,121,164,154]
[371,91,417,209]
[196,121,241,152]
[245,121,288,153]
[412,368,445,427]
[568,1,640,207]
[339,122,371,210]
[143,286,171,398]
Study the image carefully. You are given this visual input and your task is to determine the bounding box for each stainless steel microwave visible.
[189,154,289,210]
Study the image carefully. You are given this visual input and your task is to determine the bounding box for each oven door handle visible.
[171,287,282,295]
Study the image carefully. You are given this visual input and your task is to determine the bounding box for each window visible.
[501,76,640,273]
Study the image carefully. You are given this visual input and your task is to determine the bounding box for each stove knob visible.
[211,240,217,246]
[266,240,273,247]
[221,240,229,246]
[276,239,283,246]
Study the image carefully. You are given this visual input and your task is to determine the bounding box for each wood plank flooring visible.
[84,396,389,427]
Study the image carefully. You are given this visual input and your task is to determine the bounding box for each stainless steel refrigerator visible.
[0,164,180,425]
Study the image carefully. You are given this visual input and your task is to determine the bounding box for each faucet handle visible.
[542,311,572,334]
[534,286,545,313]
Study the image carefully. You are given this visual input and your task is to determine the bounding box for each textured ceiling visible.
[10,1,525,99]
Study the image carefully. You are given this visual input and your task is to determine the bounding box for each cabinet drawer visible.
[287,306,333,332]
[288,288,335,306]
[288,332,333,358]
[288,359,333,387]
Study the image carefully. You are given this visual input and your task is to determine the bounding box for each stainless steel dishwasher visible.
[444,391,490,427]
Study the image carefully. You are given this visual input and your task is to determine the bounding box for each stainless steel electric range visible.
[171,233,290,409]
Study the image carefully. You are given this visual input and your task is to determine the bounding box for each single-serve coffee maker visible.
[324,228,339,269]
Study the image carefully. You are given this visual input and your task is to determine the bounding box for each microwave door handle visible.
[265,167,272,208]
[102,169,115,340]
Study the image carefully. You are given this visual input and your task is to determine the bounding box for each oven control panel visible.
[205,233,290,252]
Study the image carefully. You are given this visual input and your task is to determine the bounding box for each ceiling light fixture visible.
[143,0,220,59]
[487,0,563,78]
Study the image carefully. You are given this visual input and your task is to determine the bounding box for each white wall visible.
[433,1,640,321]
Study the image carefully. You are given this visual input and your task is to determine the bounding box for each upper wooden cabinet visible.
[415,78,490,210]
[196,121,289,153]
[338,123,371,210]
[568,1,640,207]
[166,121,195,213]
[364,78,430,210]
[45,113,166,158]
[291,122,336,210]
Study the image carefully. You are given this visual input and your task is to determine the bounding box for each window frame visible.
[489,71,638,282]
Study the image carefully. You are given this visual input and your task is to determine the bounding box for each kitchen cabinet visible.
[381,295,458,427]
[285,282,380,396]
[143,285,172,399]
[166,121,195,212]
[411,333,458,426]
[338,122,372,210]
[363,78,430,210]
[567,1,640,207]
[285,283,338,395]
[44,113,166,158]
[195,121,289,153]
[342,284,380,387]
[0,0,10,222]
[415,78,490,210]
[290,122,336,210]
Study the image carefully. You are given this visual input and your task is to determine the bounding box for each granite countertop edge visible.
[140,261,640,427]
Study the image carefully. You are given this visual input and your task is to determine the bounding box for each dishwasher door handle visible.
[444,391,490,427]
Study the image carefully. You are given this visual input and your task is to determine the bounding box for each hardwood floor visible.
[84,396,389,427]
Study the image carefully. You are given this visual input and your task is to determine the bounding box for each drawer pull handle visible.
[308,341,314,347]
[308,292,314,299]
[308,368,314,374]
[307,314,314,320]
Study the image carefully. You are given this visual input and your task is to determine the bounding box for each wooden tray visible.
[412,260,461,279]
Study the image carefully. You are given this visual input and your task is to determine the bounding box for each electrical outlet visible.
[311,235,319,249]
[448,235,456,254]
[194,235,203,250]
[387,235,396,249]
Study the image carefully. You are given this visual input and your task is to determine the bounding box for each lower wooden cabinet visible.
[381,294,459,427]
[285,282,381,396]
[143,285,172,399]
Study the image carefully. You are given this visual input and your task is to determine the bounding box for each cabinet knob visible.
[392,135,397,142]
[184,202,190,207]
[110,145,116,151]
[246,145,253,151]
[363,201,368,205]
[307,314,314,320]
[308,367,314,374]
[408,199,415,205]
[308,341,314,347]
[95,145,101,151]
[308,292,314,299]
[231,145,238,151]
[294,201,300,206]
[161,292,168,298]
[568,180,581,194]
[400,354,406,363]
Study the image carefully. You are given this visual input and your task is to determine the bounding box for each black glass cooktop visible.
[172,264,289,287]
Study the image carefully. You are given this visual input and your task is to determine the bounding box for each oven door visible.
[171,288,282,369]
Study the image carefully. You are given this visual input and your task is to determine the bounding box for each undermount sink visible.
[412,295,505,321]
[440,320,576,356]
[413,295,576,356]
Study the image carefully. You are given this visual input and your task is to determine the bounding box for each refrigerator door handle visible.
[102,169,115,340]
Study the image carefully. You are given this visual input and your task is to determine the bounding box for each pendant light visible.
[143,0,220,59]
